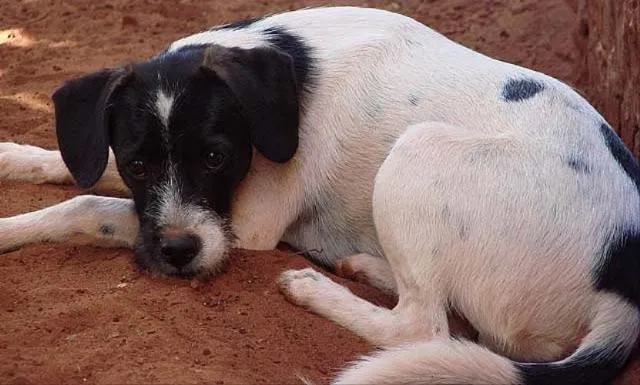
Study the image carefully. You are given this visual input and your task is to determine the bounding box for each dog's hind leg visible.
[279,267,449,348]
[0,142,128,196]
[0,195,138,253]
[335,253,397,295]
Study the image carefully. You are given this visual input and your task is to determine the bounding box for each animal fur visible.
[0,7,638,384]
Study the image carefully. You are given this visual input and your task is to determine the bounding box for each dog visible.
[0,6,638,384]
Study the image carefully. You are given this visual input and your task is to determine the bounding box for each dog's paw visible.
[279,268,330,307]
[0,142,69,184]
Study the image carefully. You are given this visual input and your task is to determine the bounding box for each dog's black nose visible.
[160,230,201,268]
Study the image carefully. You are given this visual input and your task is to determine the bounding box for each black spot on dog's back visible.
[408,94,419,106]
[565,156,591,174]
[599,123,640,193]
[502,78,544,102]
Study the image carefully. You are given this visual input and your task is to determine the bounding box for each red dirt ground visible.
[0,0,638,384]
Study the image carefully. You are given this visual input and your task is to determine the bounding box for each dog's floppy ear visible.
[202,45,299,163]
[52,68,132,188]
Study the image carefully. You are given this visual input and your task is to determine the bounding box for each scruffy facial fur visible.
[0,6,638,385]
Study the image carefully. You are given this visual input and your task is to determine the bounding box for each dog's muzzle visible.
[158,227,202,269]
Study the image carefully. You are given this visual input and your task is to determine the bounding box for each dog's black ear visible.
[52,68,132,188]
[202,45,299,163]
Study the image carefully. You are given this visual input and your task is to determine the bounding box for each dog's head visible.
[52,44,300,277]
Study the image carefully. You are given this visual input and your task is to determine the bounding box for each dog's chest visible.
[282,196,383,266]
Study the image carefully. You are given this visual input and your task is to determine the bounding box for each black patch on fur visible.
[99,224,116,236]
[53,69,132,188]
[502,78,544,102]
[263,26,316,92]
[408,94,419,106]
[565,156,591,174]
[599,123,640,193]
[517,346,629,385]
[596,231,640,305]
[172,26,316,101]
[211,17,263,31]
[593,123,640,305]
[161,43,302,164]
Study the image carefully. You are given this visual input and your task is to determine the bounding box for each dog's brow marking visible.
[155,90,174,125]
[155,89,175,147]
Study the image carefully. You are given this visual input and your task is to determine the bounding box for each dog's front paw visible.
[279,268,329,307]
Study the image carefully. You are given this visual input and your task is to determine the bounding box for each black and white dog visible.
[1,6,638,385]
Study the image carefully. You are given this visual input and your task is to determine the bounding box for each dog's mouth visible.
[132,219,233,279]
[133,238,230,279]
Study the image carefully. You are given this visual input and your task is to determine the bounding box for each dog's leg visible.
[335,253,397,295]
[0,142,128,195]
[279,267,448,348]
[0,195,138,253]
[231,154,302,250]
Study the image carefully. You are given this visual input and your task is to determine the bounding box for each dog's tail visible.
[333,293,639,385]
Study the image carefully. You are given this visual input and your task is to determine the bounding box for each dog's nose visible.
[160,229,201,268]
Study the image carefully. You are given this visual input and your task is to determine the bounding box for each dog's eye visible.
[205,151,226,170]
[127,160,147,179]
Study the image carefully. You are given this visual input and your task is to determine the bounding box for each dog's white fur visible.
[0,195,137,251]
[1,6,639,384]
[155,90,175,132]
[153,163,230,273]
[0,142,127,195]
